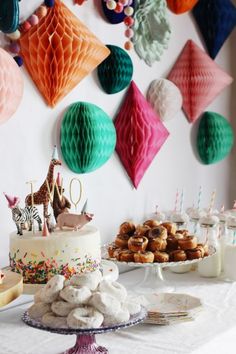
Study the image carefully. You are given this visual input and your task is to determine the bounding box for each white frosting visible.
[9,225,101,283]
[200,215,219,226]
[171,212,189,224]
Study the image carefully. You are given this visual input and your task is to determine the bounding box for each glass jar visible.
[198,220,221,277]
[223,217,236,281]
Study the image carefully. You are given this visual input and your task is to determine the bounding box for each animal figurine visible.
[11,205,42,235]
[4,192,42,235]
[56,212,93,231]
[25,146,61,218]
[52,185,71,221]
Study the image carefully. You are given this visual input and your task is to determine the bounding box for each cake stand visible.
[103,246,216,294]
[22,307,147,354]
[0,270,23,308]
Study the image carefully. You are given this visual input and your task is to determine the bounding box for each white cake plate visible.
[103,246,216,294]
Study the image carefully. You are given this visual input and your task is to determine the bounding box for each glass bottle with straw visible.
[171,189,189,231]
[188,186,206,236]
[198,191,221,277]
[223,216,236,281]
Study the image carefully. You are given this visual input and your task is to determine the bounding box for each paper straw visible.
[180,189,184,213]
[233,231,236,245]
[208,190,216,215]
[197,186,202,210]
[174,189,179,212]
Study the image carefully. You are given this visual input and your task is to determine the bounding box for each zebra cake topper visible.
[4,193,42,236]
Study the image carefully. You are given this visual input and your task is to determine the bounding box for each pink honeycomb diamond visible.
[115,81,169,189]
[168,40,233,123]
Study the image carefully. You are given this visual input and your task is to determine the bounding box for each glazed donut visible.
[119,221,136,236]
[143,219,160,228]
[178,235,197,250]
[147,238,167,252]
[28,302,51,320]
[42,312,68,329]
[134,251,154,263]
[90,292,121,316]
[99,280,127,302]
[113,247,122,261]
[67,307,104,329]
[169,250,187,262]
[154,251,169,263]
[51,301,77,317]
[41,275,65,303]
[161,222,177,235]
[148,226,168,240]
[103,307,130,326]
[115,234,130,249]
[134,225,150,237]
[196,244,207,257]
[108,244,119,258]
[123,301,141,315]
[69,270,102,291]
[176,229,189,236]
[186,248,203,260]
[128,236,148,252]
[119,249,135,262]
[60,286,92,305]
[174,233,185,240]
[166,236,179,251]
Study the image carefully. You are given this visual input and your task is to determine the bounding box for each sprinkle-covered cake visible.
[9,226,101,284]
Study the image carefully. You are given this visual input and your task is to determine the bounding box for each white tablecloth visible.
[1,268,236,354]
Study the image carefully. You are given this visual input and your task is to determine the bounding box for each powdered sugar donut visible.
[41,275,65,303]
[67,306,104,329]
[103,306,130,326]
[98,280,127,302]
[60,286,91,305]
[28,302,51,320]
[123,301,141,315]
[90,292,121,316]
[51,301,77,317]
[69,270,102,291]
[34,289,43,303]
[42,312,68,329]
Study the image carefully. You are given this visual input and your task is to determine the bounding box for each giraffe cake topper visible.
[4,146,94,235]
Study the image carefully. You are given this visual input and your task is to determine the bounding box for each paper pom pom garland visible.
[97,45,133,94]
[102,0,136,50]
[0,48,24,125]
[0,0,19,33]
[133,0,171,66]
[192,0,236,59]
[18,0,110,107]
[197,111,234,164]
[61,102,116,173]
[168,40,233,123]
[147,79,183,122]
[115,81,169,188]
[166,0,199,14]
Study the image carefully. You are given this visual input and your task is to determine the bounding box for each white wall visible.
[0,0,235,266]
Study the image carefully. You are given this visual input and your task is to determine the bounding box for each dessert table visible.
[1,268,236,354]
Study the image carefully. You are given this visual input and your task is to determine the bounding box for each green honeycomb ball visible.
[97,45,133,94]
[60,102,116,173]
[197,111,234,165]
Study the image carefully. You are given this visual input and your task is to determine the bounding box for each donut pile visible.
[108,220,209,263]
[28,271,141,329]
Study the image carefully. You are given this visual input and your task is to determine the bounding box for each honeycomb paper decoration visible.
[147,79,183,122]
[60,102,116,173]
[97,45,133,94]
[101,0,136,24]
[133,0,171,66]
[197,111,234,164]
[0,48,24,125]
[193,0,236,59]
[115,81,169,188]
[167,0,198,14]
[19,0,110,107]
[0,0,19,33]
[168,40,233,123]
